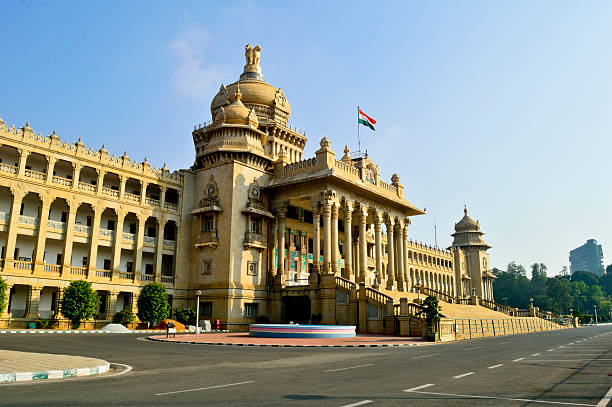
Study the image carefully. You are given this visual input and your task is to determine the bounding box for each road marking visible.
[547,349,555,352]
[464,346,482,350]
[529,359,612,362]
[340,401,372,407]
[596,386,612,407]
[411,353,440,359]
[453,372,475,379]
[405,389,597,406]
[488,364,504,369]
[324,363,374,373]
[499,341,513,344]
[404,384,436,392]
[513,357,525,362]
[532,353,542,356]
[156,380,255,396]
[558,345,565,348]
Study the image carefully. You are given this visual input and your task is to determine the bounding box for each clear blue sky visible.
[2,1,611,275]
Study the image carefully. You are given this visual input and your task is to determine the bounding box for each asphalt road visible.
[0,325,611,406]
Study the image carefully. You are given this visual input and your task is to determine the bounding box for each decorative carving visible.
[214,106,227,124]
[244,44,262,68]
[319,137,331,149]
[247,181,264,210]
[274,88,287,108]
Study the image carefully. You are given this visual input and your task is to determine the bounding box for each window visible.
[56,253,62,265]
[126,262,133,273]
[61,212,67,223]
[247,261,258,276]
[82,257,88,267]
[147,226,156,237]
[129,223,136,234]
[201,259,212,275]
[107,220,115,231]
[86,216,92,227]
[98,293,107,314]
[244,303,258,318]
[145,264,154,275]
[249,218,261,234]
[103,259,111,270]
[286,205,299,220]
[200,302,212,318]
[19,203,24,216]
[201,215,215,232]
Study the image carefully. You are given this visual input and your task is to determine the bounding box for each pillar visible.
[96,169,105,196]
[374,212,383,287]
[343,202,353,280]
[105,291,119,320]
[322,200,332,274]
[62,203,78,274]
[53,287,63,318]
[45,157,56,185]
[154,218,165,281]
[88,206,102,275]
[268,214,277,279]
[118,175,126,199]
[276,206,286,283]
[385,217,395,290]
[4,188,25,264]
[34,196,52,270]
[111,210,126,279]
[312,201,321,276]
[358,206,367,283]
[396,221,405,291]
[160,186,166,209]
[402,222,409,290]
[0,283,13,319]
[140,181,149,205]
[25,286,42,319]
[133,214,146,278]
[71,163,81,191]
[17,149,30,177]
[330,203,338,275]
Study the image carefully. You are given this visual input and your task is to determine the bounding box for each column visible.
[358,206,367,283]
[119,175,127,199]
[45,157,56,185]
[62,203,78,275]
[322,200,332,274]
[402,223,409,290]
[133,214,146,278]
[154,218,165,282]
[0,283,13,319]
[276,206,286,282]
[105,291,119,320]
[374,212,383,287]
[396,220,405,291]
[342,203,353,280]
[17,149,29,177]
[268,214,277,279]
[34,196,52,270]
[71,163,81,191]
[330,203,338,274]
[4,188,25,265]
[96,169,105,196]
[111,210,126,279]
[140,181,149,205]
[160,186,167,210]
[25,286,42,319]
[87,206,102,275]
[385,217,395,290]
[312,201,321,275]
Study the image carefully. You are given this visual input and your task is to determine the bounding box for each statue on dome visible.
[244,44,262,69]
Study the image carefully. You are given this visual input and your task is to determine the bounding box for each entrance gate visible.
[282,296,311,324]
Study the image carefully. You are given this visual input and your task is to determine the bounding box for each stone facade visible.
[0,45,495,330]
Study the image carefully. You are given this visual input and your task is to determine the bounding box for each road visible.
[0,325,611,406]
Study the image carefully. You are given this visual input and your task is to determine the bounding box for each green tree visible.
[137,283,169,327]
[606,264,612,274]
[173,305,196,325]
[571,271,599,286]
[599,272,612,296]
[112,308,135,326]
[418,295,441,333]
[61,280,100,329]
[0,277,8,315]
[530,263,548,306]
[546,276,572,314]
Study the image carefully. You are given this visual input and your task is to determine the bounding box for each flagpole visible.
[357,105,361,157]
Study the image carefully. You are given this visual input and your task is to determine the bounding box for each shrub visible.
[0,277,7,315]
[419,295,442,333]
[112,309,135,326]
[35,319,50,329]
[173,305,196,325]
[137,283,169,327]
[61,280,100,329]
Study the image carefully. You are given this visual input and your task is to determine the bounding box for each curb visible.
[0,362,110,384]
[146,337,421,348]
[0,329,229,334]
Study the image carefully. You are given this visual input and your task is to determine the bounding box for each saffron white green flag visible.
[358,108,376,131]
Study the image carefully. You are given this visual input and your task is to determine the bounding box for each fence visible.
[453,318,569,340]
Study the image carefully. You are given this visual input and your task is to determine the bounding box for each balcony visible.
[0,211,9,222]
[102,187,119,198]
[24,168,45,180]
[164,202,178,211]
[99,229,115,239]
[195,231,218,248]
[43,263,61,273]
[123,192,140,203]
[139,274,154,282]
[144,236,156,245]
[161,275,174,284]
[19,215,38,226]
[163,239,176,249]
[145,197,160,207]
[0,163,17,175]
[78,182,96,192]
[244,232,266,250]
[118,272,134,280]
[123,232,136,241]
[74,224,91,234]
[70,266,87,276]
[47,219,66,231]
[11,260,33,272]
[94,269,112,279]
[52,175,72,187]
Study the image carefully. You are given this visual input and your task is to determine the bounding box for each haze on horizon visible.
[1,1,610,276]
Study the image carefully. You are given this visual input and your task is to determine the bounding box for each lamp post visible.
[529,297,534,308]
[594,305,598,325]
[195,290,202,334]
[415,278,422,302]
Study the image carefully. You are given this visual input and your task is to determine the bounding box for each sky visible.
[1,1,611,276]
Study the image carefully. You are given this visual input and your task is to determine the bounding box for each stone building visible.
[0,45,495,330]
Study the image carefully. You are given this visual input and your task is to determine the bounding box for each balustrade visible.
[94,269,112,279]
[12,260,33,271]
[0,163,17,174]
[52,176,72,187]
[98,229,114,238]
[70,266,87,276]
[144,236,156,245]
[145,197,160,207]
[78,182,96,192]
[0,211,9,222]
[74,224,91,234]
[43,263,61,273]
[123,192,140,202]
[118,272,134,280]
[140,274,154,282]
[164,202,178,211]
[163,239,176,249]
[102,187,119,198]
[24,168,45,180]
[161,276,174,284]
[47,219,66,231]
[123,232,136,241]
[19,215,38,226]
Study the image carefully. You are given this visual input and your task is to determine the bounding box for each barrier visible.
[249,324,356,338]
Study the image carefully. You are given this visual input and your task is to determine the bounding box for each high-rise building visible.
[569,239,604,275]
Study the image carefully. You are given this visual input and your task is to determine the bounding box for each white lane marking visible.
[453,372,475,379]
[596,384,612,407]
[558,345,565,348]
[532,353,542,356]
[513,357,525,362]
[406,389,597,406]
[411,353,440,359]
[340,401,373,407]
[464,346,482,350]
[324,363,374,373]
[499,341,513,344]
[404,384,435,392]
[156,380,255,396]
[488,364,504,369]
[530,359,612,362]
[547,349,555,352]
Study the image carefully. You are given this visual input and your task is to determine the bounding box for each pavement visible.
[0,325,609,406]
[0,350,110,383]
[149,332,424,347]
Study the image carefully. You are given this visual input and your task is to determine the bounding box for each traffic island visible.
[0,350,110,384]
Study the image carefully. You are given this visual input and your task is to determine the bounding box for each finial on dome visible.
[464,204,468,215]
[235,85,242,101]
[344,145,349,154]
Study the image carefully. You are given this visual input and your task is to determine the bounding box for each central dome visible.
[454,206,480,232]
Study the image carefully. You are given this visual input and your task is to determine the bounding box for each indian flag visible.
[358,108,376,131]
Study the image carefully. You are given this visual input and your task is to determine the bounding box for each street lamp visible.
[195,290,202,334]
[415,278,422,302]
[594,305,598,325]
[529,297,534,308]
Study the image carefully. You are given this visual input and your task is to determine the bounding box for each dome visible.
[454,206,480,232]
[214,87,259,127]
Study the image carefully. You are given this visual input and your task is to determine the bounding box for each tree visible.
[137,283,169,327]
[507,261,527,278]
[418,295,441,334]
[571,271,599,287]
[546,277,572,314]
[0,277,8,315]
[530,263,548,305]
[173,305,196,325]
[606,264,612,275]
[61,280,100,329]
[112,308,135,326]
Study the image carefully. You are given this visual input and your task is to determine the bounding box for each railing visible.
[140,274,154,282]
[144,236,156,245]
[453,318,568,340]
[161,276,174,284]
[479,299,514,316]
[52,176,72,187]
[19,215,38,226]
[0,163,17,174]
[334,159,360,177]
[284,157,317,173]
[378,180,398,194]
[516,309,530,317]
[118,272,134,280]
[24,168,45,180]
[364,287,393,307]
[124,192,140,202]
[70,266,87,276]
[78,182,96,192]
[95,269,112,279]
[99,229,114,238]
[335,276,356,292]
[42,263,61,273]
[457,298,471,305]
[102,187,119,198]
[123,232,136,241]
[47,219,66,231]
[421,287,457,304]
[12,260,33,271]
[164,202,178,211]
[145,197,160,207]
[244,232,265,245]
[163,239,176,249]
[74,224,91,234]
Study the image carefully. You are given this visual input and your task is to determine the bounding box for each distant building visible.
[569,239,604,275]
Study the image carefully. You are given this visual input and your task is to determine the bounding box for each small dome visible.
[454,206,480,232]
[216,86,259,127]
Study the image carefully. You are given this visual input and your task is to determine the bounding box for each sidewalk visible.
[0,350,110,383]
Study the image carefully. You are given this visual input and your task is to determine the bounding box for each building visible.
[0,45,495,330]
[569,239,604,275]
